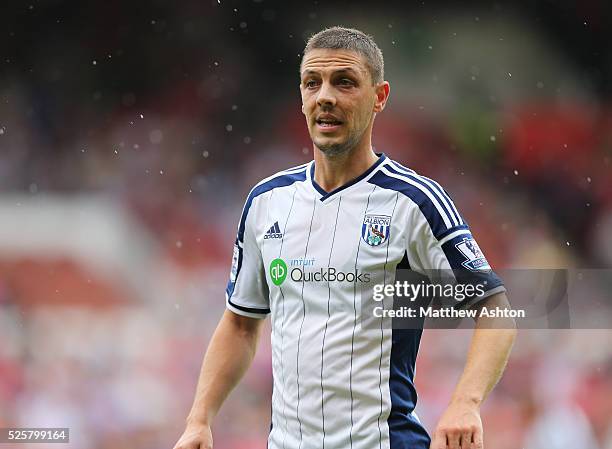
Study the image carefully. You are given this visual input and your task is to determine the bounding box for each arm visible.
[430,292,517,449]
[173,309,265,449]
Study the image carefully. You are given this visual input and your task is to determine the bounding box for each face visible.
[300,48,389,156]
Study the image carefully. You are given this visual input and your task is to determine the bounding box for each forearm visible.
[186,310,263,426]
[451,293,517,407]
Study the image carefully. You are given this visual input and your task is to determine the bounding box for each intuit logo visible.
[269,258,288,286]
[290,257,315,267]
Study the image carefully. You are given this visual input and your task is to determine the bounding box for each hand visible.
[430,400,483,449]
[172,422,213,449]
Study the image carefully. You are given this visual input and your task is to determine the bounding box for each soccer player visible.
[173,27,516,449]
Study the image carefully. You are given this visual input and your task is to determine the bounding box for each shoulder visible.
[370,158,448,195]
[246,161,310,202]
[236,162,310,242]
[370,157,466,238]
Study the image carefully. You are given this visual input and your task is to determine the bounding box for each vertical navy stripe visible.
[274,186,297,449]
[296,196,317,449]
[376,192,400,449]
[349,185,377,448]
[388,255,431,449]
[320,196,342,449]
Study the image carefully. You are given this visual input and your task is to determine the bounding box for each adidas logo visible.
[264,221,283,240]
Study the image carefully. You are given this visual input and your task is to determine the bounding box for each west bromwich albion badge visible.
[362,214,391,246]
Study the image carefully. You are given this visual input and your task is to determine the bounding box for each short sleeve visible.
[225,195,270,319]
[408,206,506,310]
[368,161,505,309]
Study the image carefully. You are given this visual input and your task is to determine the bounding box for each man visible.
[173,26,516,449]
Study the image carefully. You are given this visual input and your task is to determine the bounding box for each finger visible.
[473,427,484,449]
[429,431,447,449]
[460,430,472,449]
[447,430,460,449]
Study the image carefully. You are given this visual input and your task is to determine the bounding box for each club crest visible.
[362,214,391,246]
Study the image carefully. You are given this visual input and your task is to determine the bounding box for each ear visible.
[373,81,390,113]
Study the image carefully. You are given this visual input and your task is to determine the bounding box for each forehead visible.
[300,48,369,78]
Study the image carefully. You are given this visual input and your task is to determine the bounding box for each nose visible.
[316,81,336,109]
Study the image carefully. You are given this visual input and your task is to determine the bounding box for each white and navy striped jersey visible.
[225,153,505,449]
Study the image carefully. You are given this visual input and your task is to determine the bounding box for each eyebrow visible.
[301,68,360,79]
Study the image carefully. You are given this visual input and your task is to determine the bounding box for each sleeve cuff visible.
[456,285,506,310]
[226,299,270,319]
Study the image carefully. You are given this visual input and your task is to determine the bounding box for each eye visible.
[338,78,355,86]
[304,79,319,89]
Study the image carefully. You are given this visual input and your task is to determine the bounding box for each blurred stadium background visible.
[1,1,611,448]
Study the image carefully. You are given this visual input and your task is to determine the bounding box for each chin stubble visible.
[313,126,364,158]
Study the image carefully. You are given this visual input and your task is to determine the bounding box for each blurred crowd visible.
[0,1,611,448]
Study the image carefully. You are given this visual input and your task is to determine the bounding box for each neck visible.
[313,138,379,193]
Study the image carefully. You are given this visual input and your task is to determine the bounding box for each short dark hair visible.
[302,26,384,84]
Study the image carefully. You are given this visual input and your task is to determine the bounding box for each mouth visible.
[315,117,343,132]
